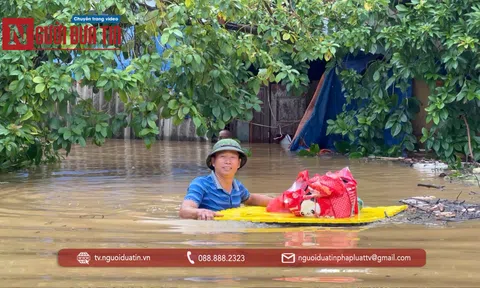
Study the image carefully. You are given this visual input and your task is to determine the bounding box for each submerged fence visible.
[73,82,208,142]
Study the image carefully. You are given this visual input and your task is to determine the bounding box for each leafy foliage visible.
[297,143,320,157]
[323,0,480,165]
[1,0,480,171]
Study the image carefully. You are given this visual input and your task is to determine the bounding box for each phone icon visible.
[187,251,195,264]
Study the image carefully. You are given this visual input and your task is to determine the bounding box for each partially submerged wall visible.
[73,78,434,145]
[73,83,207,142]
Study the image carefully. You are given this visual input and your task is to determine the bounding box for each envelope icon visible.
[281,253,296,263]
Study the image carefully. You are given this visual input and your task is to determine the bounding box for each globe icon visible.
[77,252,91,264]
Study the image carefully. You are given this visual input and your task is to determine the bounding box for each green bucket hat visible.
[206,139,248,170]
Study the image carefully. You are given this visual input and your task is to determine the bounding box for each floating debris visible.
[79,214,104,219]
[417,183,445,190]
[399,196,480,223]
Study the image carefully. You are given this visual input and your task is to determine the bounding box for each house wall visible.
[229,81,317,143]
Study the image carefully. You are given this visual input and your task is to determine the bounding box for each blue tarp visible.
[114,28,171,71]
[289,53,412,152]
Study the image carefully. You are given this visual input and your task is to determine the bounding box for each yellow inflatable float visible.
[214,205,408,226]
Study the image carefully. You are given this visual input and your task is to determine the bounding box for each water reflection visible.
[0,139,479,288]
[272,276,358,283]
[283,229,361,248]
[183,276,246,283]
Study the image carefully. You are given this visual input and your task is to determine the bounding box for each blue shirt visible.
[184,171,251,211]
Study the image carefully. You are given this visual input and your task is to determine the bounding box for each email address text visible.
[298,253,411,264]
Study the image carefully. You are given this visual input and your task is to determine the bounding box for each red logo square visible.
[2,18,34,50]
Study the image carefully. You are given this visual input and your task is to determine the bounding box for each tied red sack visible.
[266,167,358,218]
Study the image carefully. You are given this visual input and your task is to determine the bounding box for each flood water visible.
[1,139,479,288]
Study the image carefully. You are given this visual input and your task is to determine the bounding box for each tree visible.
[1,0,479,172]
[325,0,480,165]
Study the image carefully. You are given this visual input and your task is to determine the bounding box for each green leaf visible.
[162,94,170,101]
[172,29,183,37]
[0,125,8,135]
[349,152,364,159]
[395,4,408,12]
[148,119,156,128]
[161,107,171,118]
[15,104,28,114]
[119,90,128,102]
[100,128,107,137]
[160,33,170,45]
[385,119,395,129]
[20,110,33,122]
[392,123,402,137]
[373,71,380,81]
[445,146,454,158]
[193,116,201,128]
[96,79,108,87]
[405,141,415,151]
[193,54,201,65]
[49,118,61,130]
[217,119,225,129]
[139,128,150,137]
[442,141,449,150]
[168,99,178,109]
[32,76,44,83]
[212,106,220,118]
[167,37,176,47]
[63,130,71,140]
[440,109,448,120]
[310,144,320,154]
[72,127,82,135]
[275,72,287,83]
[386,77,396,89]
[35,84,45,93]
[8,80,19,91]
[78,137,86,147]
[298,149,314,157]
[421,127,428,136]
[474,136,480,145]
[147,102,155,111]
[82,65,91,80]
[244,110,253,121]
[222,110,230,122]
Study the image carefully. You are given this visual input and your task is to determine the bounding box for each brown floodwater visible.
[0,139,479,288]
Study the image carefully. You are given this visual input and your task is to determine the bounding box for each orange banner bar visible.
[58,248,426,267]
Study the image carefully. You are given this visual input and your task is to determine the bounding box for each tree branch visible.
[262,0,294,40]
[138,2,156,11]
[461,114,476,163]
[138,1,174,11]
[263,0,274,16]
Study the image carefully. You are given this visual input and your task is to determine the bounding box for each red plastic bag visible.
[266,167,358,218]
[266,170,311,214]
